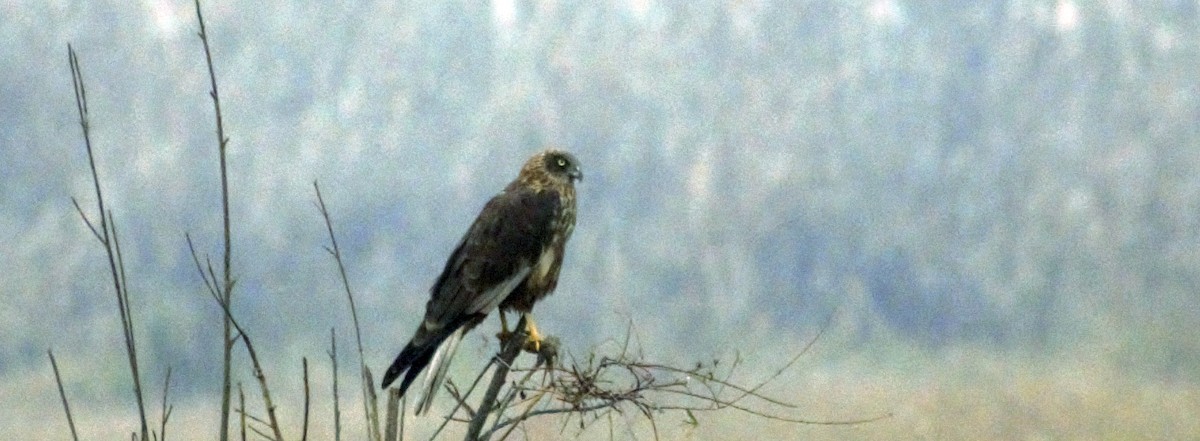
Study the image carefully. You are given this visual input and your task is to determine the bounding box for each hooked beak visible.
[568,165,583,182]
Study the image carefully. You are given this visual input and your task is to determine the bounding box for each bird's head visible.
[544,149,583,183]
[523,149,582,187]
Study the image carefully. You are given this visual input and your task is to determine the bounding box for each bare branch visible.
[472,318,890,439]
[191,2,237,439]
[726,313,835,408]
[48,350,81,441]
[302,357,311,441]
[206,279,285,441]
[490,384,548,441]
[184,234,218,298]
[68,45,106,251]
[68,43,150,441]
[233,406,271,427]
[383,388,400,441]
[463,315,530,441]
[431,358,496,440]
[108,214,150,440]
[71,197,103,243]
[313,181,381,441]
[329,329,341,441]
[362,367,381,441]
[486,400,614,438]
[237,385,245,441]
[159,367,173,441]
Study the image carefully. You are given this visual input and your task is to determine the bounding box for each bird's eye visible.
[557,158,567,167]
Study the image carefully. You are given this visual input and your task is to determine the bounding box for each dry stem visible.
[48,350,81,441]
[68,43,150,441]
[313,181,383,441]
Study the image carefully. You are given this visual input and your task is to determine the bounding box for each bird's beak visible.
[569,166,583,182]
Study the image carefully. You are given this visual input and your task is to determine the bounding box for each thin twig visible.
[491,384,548,441]
[384,388,400,441]
[444,380,478,420]
[399,394,405,441]
[49,350,81,441]
[184,235,218,298]
[109,213,150,441]
[68,47,104,250]
[233,403,277,441]
[313,181,381,441]
[329,328,341,441]
[188,240,285,441]
[464,316,530,441]
[302,357,311,441]
[70,197,102,242]
[363,367,380,441]
[489,318,890,435]
[237,383,246,441]
[245,425,273,441]
[727,313,834,407]
[68,44,150,441]
[431,358,496,440]
[486,400,615,437]
[441,352,496,424]
[479,352,553,441]
[434,354,499,441]
[159,366,173,441]
[233,407,272,427]
[192,2,235,440]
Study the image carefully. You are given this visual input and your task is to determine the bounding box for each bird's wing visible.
[427,186,561,322]
[380,187,561,403]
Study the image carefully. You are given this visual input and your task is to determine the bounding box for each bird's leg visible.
[522,313,543,352]
[496,311,512,342]
[498,312,545,353]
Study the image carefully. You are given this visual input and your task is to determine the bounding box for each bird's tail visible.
[413,327,464,415]
[381,324,450,398]
[380,319,471,416]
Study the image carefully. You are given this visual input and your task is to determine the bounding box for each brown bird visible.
[380,148,581,414]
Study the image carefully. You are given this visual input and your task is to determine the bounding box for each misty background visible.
[3,1,1198,439]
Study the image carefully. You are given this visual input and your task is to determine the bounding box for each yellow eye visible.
[557,158,567,167]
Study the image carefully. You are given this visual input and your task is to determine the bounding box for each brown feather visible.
[501,149,579,313]
[381,148,581,410]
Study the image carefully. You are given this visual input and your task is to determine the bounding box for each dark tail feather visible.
[380,314,477,393]
[381,313,486,407]
[381,338,438,394]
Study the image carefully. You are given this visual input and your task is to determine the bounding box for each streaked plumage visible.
[380,148,581,414]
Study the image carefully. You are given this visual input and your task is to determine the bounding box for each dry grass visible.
[763,350,1200,441]
[28,343,1199,440]
[439,347,1198,441]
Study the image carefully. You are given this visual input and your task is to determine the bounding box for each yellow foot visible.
[524,316,543,353]
[497,313,547,354]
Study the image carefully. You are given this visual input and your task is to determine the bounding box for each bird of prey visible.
[380,148,582,414]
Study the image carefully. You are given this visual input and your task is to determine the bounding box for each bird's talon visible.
[525,319,544,352]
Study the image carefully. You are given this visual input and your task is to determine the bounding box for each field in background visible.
[16,340,1198,440]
